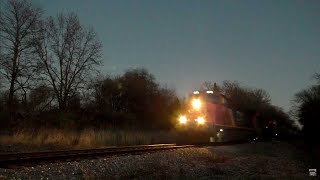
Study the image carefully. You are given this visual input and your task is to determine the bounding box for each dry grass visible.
[0,129,178,149]
[0,128,216,152]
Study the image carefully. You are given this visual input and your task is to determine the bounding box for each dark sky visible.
[32,0,320,111]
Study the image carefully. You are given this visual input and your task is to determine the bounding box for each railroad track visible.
[0,141,249,168]
[0,144,194,168]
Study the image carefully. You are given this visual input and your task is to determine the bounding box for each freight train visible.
[177,90,277,142]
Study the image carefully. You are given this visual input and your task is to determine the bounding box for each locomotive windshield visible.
[191,91,227,105]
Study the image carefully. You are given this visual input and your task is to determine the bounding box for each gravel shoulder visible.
[0,142,312,179]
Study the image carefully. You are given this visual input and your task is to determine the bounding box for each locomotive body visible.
[178,90,236,129]
[177,90,261,142]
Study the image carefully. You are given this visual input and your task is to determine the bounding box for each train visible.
[177,90,277,142]
[177,90,235,127]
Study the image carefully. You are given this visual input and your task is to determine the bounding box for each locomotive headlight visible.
[196,117,205,125]
[192,99,201,110]
[178,115,187,124]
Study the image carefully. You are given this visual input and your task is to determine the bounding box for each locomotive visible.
[178,90,236,128]
[177,90,260,142]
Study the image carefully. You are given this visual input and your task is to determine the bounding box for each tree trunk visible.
[8,77,16,122]
[8,45,19,123]
[59,99,67,112]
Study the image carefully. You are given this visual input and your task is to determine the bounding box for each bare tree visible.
[33,13,102,111]
[28,84,55,112]
[312,72,320,85]
[0,0,42,120]
[200,81,220,92]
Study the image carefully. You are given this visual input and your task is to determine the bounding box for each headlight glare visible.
[196,117,205,125]
[179,115,187,124]
[192,99,201,110]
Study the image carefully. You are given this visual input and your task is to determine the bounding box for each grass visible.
[0,128,181,150]
[0,127,219,152]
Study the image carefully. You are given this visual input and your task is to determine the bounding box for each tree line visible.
[291,73,320,144]
[199,81,299,138]
[201,74,320,144]
[0,0,180,130]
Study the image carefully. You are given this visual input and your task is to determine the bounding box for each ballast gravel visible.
[0,142,311,179]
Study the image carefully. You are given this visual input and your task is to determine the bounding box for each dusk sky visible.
[32,0,320,112]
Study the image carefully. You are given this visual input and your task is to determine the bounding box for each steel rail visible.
[0,141,251,168]
[0,144,177,158]
[0,144,194,168]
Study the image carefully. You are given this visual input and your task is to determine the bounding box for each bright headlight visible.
[178,115,187,124]
[192,99,201,110]
[196,117,205,125]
